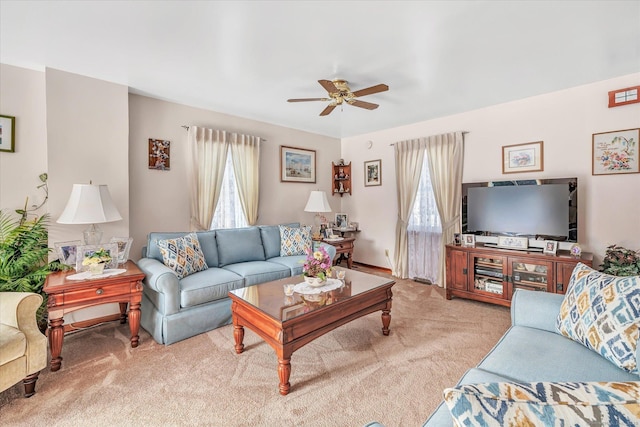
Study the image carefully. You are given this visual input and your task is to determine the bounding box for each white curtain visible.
[407,156,442,283]
[426,131,464,287]
[187,126,229,231]
[229,134,261,225]
[392,139,427,278]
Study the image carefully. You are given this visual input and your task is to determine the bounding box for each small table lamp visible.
[304,190,332,239]
[57,184,122,245]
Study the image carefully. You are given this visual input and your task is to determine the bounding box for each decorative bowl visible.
[304,276,327,287]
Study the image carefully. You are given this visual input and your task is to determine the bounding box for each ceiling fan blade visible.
[318,79,339,94]
[320,104,336,116]
[352,83,389,98]
[287,98,331,102]
[348,99,379,110]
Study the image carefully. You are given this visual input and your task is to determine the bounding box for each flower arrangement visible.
[302,246,332,281]
[82,248,112,266]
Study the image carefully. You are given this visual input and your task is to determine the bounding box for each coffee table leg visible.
[233,325,245,354]
[278,357,291,395]
[381,309,391,336]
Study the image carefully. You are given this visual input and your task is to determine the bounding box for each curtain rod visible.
[182,125,267,142]
[388,131,469,146]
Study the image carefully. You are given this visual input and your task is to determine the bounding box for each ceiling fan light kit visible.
[288,79,389,116]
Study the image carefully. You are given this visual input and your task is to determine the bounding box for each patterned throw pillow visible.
[556,262,640,375]
[444,381,640,426]
[279,225,312,256]
[156,233,208,279]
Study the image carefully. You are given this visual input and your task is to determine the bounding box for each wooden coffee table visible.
[229,268,394,395]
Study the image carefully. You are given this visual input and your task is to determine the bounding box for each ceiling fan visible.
[287,79,389,116]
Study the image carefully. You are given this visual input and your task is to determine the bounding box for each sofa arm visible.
[510,289,564,333]
[317,242,337,262]
[137,258,181,315]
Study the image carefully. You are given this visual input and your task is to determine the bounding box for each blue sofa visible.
[367,289,639,426]
[138,224,336,345]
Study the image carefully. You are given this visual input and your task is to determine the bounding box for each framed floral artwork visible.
[592,128,639,175]
[280,145,316,183]
[149,138,170,170]
[502,141,544,174]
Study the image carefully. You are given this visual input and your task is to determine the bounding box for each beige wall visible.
[0,64,47,216]
[342,72,640,268]
[128,94,340,260]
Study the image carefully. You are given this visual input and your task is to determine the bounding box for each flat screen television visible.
[461,178,578,245]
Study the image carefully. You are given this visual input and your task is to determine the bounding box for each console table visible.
[322,237,356,269]
[43,260,145,371]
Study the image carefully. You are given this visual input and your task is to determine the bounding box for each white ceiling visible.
[1,1,639,139]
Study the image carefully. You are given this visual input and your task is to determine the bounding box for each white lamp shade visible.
[304,191,332,213]
[57,184,122,224]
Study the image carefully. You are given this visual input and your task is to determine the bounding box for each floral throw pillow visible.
[444,381,640,426]
[279,225,312,256]
[156,233,208,279]
[556,262,640,375]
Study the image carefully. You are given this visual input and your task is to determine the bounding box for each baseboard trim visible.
[352,262,392,274]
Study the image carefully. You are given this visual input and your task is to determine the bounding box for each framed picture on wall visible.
[0,115,16,153]
[280,145,316,183]
[502,141,544,174]
[592,128,640,175]
[364,159,382,186]
[148,139,170,170]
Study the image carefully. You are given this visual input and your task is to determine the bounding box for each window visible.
[210,152,248,230]
[407,155,442,283]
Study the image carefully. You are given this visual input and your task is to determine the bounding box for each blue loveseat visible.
[138,224,336,345]
[367,288,639,426]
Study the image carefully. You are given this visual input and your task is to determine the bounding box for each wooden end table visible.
[322,237,355,268]
[43,260,145,372]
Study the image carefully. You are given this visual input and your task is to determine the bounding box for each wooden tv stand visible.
[445,243,593,307]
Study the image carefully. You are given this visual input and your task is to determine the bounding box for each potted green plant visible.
[599,245,640,277]
[0,174,67,330]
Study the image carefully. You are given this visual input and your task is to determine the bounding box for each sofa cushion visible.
[443,381,640,427]
[222,261,291,286]
[179,267,244,308]
[157,233,208,279]
[215,227,265,267]
[259,223,300,259]
[267,255,306,276]
[556,262,640,375]
[279,225,312,256]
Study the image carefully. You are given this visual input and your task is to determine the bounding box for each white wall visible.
[342,73,640,269]
[128,94,340,259]
[0,64,47,216]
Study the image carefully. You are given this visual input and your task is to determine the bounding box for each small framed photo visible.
[76,243,119,272]
[55,240,82,268]
[592,128,639,175]
[364,159,382,186]
[462,234,476,247]
[453,233,461,245]
[0,115,16,153]
[280,145,316,183]
[543,240,558,255]
[109,237,133,265]
[335,213,349,229]
[502,141,544,174]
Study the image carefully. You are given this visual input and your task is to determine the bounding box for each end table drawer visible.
[63,282,132,304]
[335,242,353,251]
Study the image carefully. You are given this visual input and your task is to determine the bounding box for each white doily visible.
[293,278,343,295]
[67,269,127,281]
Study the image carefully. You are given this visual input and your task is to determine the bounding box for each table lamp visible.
[57,184,122,245]
[304,190,332,239]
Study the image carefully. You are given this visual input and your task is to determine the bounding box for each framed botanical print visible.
[502,141,544,174]
[592,128,639,175]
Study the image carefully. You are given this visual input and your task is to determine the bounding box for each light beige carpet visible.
[0,269,510,426]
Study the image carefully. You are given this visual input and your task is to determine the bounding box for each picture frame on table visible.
[502,141,544,174]
[543,240,558,255]
[280,145,316,183]
[0,115,16,153]
[364,159,382,186]
[109,237,133,265]
[335,213,349,229]
[592,128,640,175]
[55,240,82,268]
[462,234,476,247]
[76,243,119,272]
